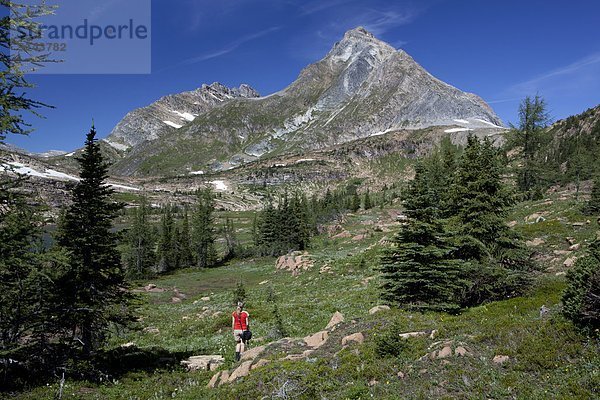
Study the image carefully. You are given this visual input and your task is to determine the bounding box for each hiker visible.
[232,301,250,361]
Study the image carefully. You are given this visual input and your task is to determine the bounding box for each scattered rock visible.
[572,222,585,228]
[492,355,510,365]
[332,230,352,239]
[240,345,266,362]
[144,283,166,293]
[526,238,545,247]
[201,296,211,302]
[228,360,252,382]
[120,342,135,348]
[143,327,159,334]
[181,355,225,372]
[397,371,406,379]
[368,305,391,315]
[454,346,469,357]
[564,257,578,268]
[352,234,367,241]
[325,311,344,330]
[368,379,378,387]
[276,251,313,275]
[326,224,344,237]
[555,271,566,276]
[399,330,437,340]
[304,331,329,349]
[539,305,550,317]
[566,237,577,245]
[171,297,182,304]
[507,220,518,227]
[173,288,187,300]
[251,359,270,370]
[319,265,333,274]
[207,372,221,388]
[436,346,452,359]
[218,370,230,387]
[569,243,581,251]
[341,332,365,346]
[258,280,269,285]
[212,311,223,318]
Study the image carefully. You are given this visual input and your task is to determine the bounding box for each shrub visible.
[562,240,600,333]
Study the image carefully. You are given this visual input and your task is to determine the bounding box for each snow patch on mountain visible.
[445,128,473,133]
[103,140,130,151]
[163,121,183,129]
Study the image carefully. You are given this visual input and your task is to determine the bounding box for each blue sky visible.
[9,0,600,152]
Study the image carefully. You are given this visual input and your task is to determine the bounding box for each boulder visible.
[332,230,352,239]
[454,346,469,357]
[218,370,230,387]
[240,345,266,362]
[171,297,182,304]
[304,331,329,349]
[569,243,581,251]
[341,332,364,346]
[207,371,221,388]
[564,257,578,268]
[492,355,509,365]
[436,346,452,359]
[181,355,225,372]
[526,238,545,247]
[201,296,211,301]
[276,252,313,275]
[399,330,437,340]
[228,360,253,382]
[325,311,344,330]
[368,305,390,315]
[251,359,270,370]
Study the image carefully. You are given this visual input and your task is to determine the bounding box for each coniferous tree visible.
[585,176,600,215]
[512,95,550,196]
[178,209,194,267]
[192,189,217,268]
[363,189,373,210]
[448,135,533,305]
[350,192,360,212]
[562,237,600,332]
[223,217,239,260]
[157,205,176,272]
[380,163,465,313]
[55,126,133,354]
[125,195,156,278]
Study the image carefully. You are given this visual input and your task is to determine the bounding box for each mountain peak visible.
[344,26,374,39]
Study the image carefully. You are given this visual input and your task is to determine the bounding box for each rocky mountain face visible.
[104,27,503,176]
[105,83,260,149]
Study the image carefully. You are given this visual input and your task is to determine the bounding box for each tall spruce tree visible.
[585,176,600,215]
[380,163,464,313]
[448,135,533,305]
[178,209,194,267]
[513,95,550,196]
[125,195,156,278]
[55,126,132,354]
[192,189,217,268]
[157,205,176,272]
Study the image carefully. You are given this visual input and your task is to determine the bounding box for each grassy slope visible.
[15,194,599,399]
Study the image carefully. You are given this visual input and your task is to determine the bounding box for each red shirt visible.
[232,310,249,330]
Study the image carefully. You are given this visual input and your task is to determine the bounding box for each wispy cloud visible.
[175,26,280,66]
[508,52,600,95]
[299,0,357,16]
